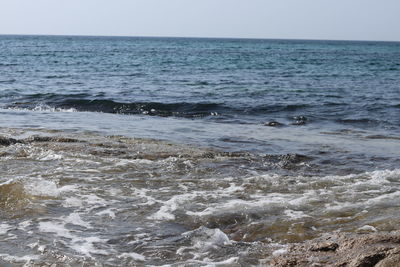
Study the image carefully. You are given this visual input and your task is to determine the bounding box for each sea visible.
[0,35,399,266]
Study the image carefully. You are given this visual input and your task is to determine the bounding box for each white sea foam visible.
[58,184,79,193]
[64,197,83,207]
[38,219,108,257]
[80,194,110,210]
[27,242,46,253]
[65,213,92,228]
[189,257,240,267]
[186,169,400,222]
[18,221,31,230]
[39,152,63,161]
[0,224,13,235]
[284,209,309,219]
[0,179,17,186]
[113,158,154,167]
[186,194,293,217]
[24,179,60,197]
[133,188,157,206]
[149,193,200,220]
[357,225,378,233]
[8,104,77,113]
[0,253,40,264]
[70,236,109,257]
[272,247,288,256]
[23,146,64,161]
[118,252,145,261]
[175,227,239,266]
[182,227,232,251]
[223,183,244,193]
[96,209,116,219]
[365,190,400,206]
[39,221,74,239]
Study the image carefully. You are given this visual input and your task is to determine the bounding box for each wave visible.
[5,94,318,118]
[8,104,77,113]
[0,63,18,67]
[3,94,397,128]
[43,75,72,79]
[56,99,225,117]
[5,100,224,118]
[0,79,16,83]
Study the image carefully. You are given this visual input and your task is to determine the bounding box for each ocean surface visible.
[0,35,399,266]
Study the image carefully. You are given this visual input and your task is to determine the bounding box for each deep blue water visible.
[1,35,399,129]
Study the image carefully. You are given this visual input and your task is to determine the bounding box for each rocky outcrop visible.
[23,136,81,143]
[0,136,20,146]
[264,121,284,127]
[270,231,400,267]
[0,135,81,146]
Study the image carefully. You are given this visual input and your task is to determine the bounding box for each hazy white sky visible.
[1,0,399,41]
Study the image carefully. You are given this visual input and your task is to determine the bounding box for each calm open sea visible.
[0,35,399,266]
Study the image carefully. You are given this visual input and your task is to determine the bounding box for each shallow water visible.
[0,127,399,266]
[0,35,399,266]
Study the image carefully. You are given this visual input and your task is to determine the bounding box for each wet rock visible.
[349,252,386,267]
[269,232,400,266]
[309,242,339,252]
[292,116,308,126]
[49,137,81,143]
[89,149,127,157]
[264,121,284,127]
[200,152,216,159]
[203,213,250,230]
[24,136,81,143]
[280,154,311,164]
[218,151,251,158]
[0,136,20,146]
[263,154,313,169]
[376,254,400,267]
[292,121,307,126]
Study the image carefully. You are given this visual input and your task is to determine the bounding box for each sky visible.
[0,0,399,41]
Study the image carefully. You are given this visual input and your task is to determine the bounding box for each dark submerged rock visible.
[0,136,20,146]
[264,121,284,127]
[309,242,339,252]
[23,136,81,143]
[292,116,308,126]
[0,135,82,146]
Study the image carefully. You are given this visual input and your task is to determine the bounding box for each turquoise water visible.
[0,35,399,266]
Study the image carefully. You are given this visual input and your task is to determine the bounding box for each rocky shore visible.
[270,231,400,266]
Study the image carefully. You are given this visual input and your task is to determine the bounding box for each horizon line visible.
[1,33,400,43]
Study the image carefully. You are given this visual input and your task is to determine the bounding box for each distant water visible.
[0,35,399,266]
[1,35,400,128]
